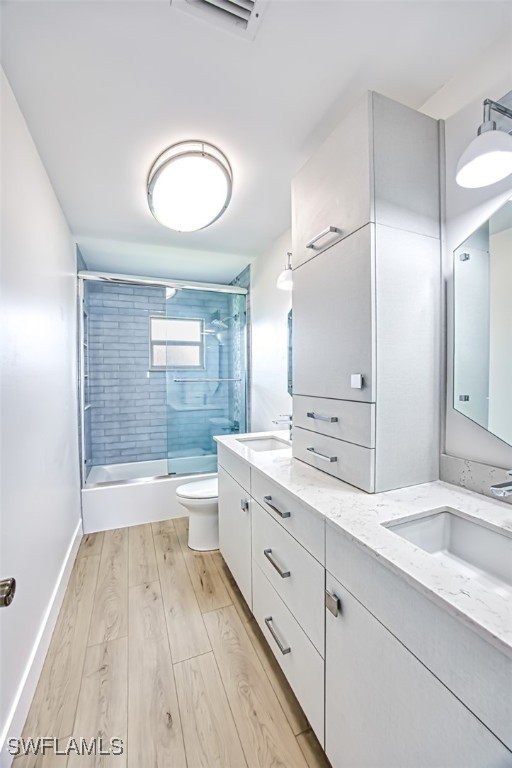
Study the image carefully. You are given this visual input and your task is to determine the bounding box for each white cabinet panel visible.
[217,445,250,492]
[218,466,252,608]
[252,500,324,654]
[294,395,375,448]
[293,224,375,403]
[251,470,325,563]
[325,573,512,768]
[292,93,371,269]
[293,426,375,493]
[253,562,324,744]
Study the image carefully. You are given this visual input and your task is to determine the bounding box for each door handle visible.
[306,411,338,423]
[325,589,341,617]
[264,549,291,579]
[264,617,291,655]
[0,578,16,608]
[263,496,291,519]
[306,447,337,463]
[305,226,342,250]
[240,499,249,512]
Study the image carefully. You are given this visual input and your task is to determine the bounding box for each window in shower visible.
[150,316,205,370]
[80,275,247,485]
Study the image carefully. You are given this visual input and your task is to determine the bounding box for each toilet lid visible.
[176,477,218,500]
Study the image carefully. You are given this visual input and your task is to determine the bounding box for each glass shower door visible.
[164,287,247,476]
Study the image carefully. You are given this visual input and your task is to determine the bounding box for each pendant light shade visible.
[276,252,293,291]
[456,97,512,189]
[147,141,233,232]
[456,129,512,188]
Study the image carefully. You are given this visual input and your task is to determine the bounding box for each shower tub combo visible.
[79,271,248,533]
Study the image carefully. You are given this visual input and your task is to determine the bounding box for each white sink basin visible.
[236,436,291,452]
[383,507,512,595]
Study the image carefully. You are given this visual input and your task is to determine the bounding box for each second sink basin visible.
[236,436,291,452]
[383,507,512,595]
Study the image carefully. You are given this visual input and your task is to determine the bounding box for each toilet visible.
[176,476,219,551]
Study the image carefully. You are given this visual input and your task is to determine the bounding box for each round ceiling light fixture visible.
[147,140,233,232]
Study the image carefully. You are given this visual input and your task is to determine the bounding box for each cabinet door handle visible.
[306,447,337,463]
[325,589,341,617]
[263,495,291,519]
[305,225,342,250]
[264,549,291,578]
[240,499,249,512]
[264,617,291,655]
[306,411,338,423]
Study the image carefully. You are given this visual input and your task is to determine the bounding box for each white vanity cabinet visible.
[292,91,441,493]
[217,459,252,609]
[325,573,512,768]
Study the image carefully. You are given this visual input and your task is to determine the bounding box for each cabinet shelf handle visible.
[264,549,291,579]
[306,411,338,423]
[325,589,341,618]
[263,495,291,519]
[240,499,249,512]
[307,447,337,463]
[264,617,291,655]
[305,226,342,250]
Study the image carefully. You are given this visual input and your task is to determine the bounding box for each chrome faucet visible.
[490,471,512,498]
[272,415,292,441]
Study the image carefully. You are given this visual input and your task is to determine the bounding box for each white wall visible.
[250,229,292,431]
[0,69,82,762]
[420,35,512,470]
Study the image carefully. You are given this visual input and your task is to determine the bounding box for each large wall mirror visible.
[453,199,512,446]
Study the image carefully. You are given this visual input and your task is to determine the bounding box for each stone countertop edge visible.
[215,431,512,660]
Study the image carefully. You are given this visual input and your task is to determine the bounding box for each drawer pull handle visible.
[325,589,341,617]
[240,499,249,512]
[264,616,291,655]
[263,495,291,519]
[306,447,337,463]
[306,411,338,423]
[305,225,342,250]
[264,548,291,579]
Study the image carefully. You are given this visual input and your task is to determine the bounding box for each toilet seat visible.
[176,477,218,500]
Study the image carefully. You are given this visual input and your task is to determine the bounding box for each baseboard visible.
[0,520,83,768]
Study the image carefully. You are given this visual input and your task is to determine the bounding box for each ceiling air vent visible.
[171,0,268,40]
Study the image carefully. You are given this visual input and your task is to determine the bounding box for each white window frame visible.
[149,316,206,371]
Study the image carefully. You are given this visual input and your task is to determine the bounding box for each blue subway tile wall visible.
[87,282,167,465]
[85,281,247,469]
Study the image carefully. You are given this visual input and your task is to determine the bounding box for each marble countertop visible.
[216,431,512,659]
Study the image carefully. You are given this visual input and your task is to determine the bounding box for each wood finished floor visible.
[17,520,330,768]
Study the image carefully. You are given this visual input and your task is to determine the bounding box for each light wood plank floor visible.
[16,519,330,768]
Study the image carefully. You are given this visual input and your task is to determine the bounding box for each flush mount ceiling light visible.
[456,98,512,188]
[147,141,232,232]
[276,252,293,291]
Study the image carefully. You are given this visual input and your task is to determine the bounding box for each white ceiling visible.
[2,0,511,282]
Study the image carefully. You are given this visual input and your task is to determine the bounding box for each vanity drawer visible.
[293,426,375,493]
[252,562,324,744]
[294,395,375,448]
[252,500,324,654]
[217,445,250,493]
[251,470,324,563]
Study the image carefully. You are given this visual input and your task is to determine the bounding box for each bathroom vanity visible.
[216,432,512,767]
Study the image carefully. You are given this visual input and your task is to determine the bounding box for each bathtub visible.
[81,456,217,533]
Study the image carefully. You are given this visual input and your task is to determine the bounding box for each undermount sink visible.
[383,507,512,595]
[236,436,291,452]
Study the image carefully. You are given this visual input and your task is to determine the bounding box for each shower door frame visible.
[77,270,248,488]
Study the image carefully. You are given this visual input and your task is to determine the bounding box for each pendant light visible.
[147,141,233,231]
[456,98,512,188]
[276,252,293,291]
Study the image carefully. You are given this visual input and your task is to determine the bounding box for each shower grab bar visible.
[173,377,242,383]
